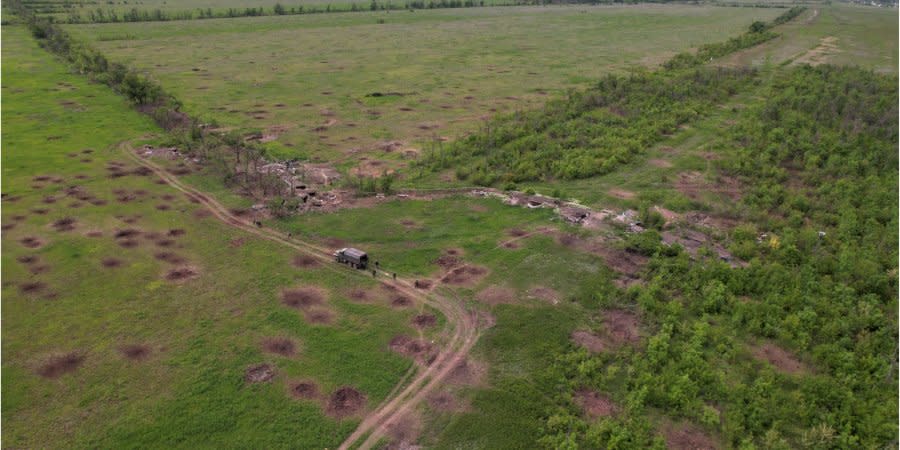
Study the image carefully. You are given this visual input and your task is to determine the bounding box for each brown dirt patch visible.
[446,357,487,386]
[603,309,640,346]
[119,344,151,361]
[507,228,528,237]
[154,252,186,264]
[291,254,320,268]
[304,308,335,325]
[412,313,437,328]
[440,265,488,286]
[475,286,516,306]
[575,389,617,418]
[326,386,366,419]
[261,337,297,357]
[281,287,326,309]
[17,255,38,265]
[289,381,319,400]
[384,413,422,449]
[37,352,84,378]
[500,240,521,249]
[118,239,140,249]
[433,254,462,269]
[245,363,276,383]
[608,189,636,200]
[167,228,186,237]
[20,281,47,294]
[528,286,561,305]
[29,264,51,275]
[114,228,141,239]
[572,330,607,353]
[428,391,464,412]
[390,295,413,308]
[648,158,673,168]
[347,288,370,302]
[101,257,124,268]
[164,266,198,282]
[751,343,807,375]
[389,335,437,365]
[154,239,175,248]
[20,236,45,248]
[662,422,720,450]
[85,230,103,238]
[31,208,49,215]
[2,223,16,232]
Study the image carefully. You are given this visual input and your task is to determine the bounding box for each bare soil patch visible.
[101,257,124,268]
[304,308,335,325]
[528,286,561,305]
[384,413,422,449]
[507,228,528,237]
[608,189,636,200]
[603,309,641,346]
[164,266,198,282]
[390,294,413,308]
[475,286,516,306]
[119,344,151,361]
[389,335,437,365]
[648,158,673,168]
[662,422,720,450]
[446,357,487,386]
[326,386,366,418]
[434,254,462,269]
[347,288,370,302]
[18,255,38,265]
[261,337,297,357]
[751,343,807,375]
[245,363,276,383]
[20,236,45,248]
[281,287,326,309]
[154,252,186,264]
[29,264,50,275]
[440,265,488,286]
[37,352,84,378]
[167,228,186,237]
[412,313,437,328]
[291,254,320,268]
[118,239,140,249]
[428,391,464,412]
[114,228,141,239]
[575,389,617,418]
[289,381,319,400]
[20,281,47,294]
[572,330,607,353]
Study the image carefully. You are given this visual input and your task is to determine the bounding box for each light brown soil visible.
[29,264,51,275]
[292,254,320,268]
[37,352,84,378]
[608,189,636,200]
[326,386,367,419]
[304,308,335,325]
[528,286,561,304]
[603,309,641,346]
[440,265,488,286]
[17,255,38,265]
[114,228,141,239]
[412,314,437,328]
[20,236,45,249]
[571,330,607,353]
[20,281,47,294]
[434,254,462,269]
[390,294,413,308]
[662,422,720,450]
[751,343,807,375]
[119,344,151,361]
[427,391,464,412]
[384,413,422,449]
[389,335,437,365]
[245,363,276,383]
[164,266,199,282]
[281,287,326,309]
[261,337,297,357]
[475,286,516,306]
[446,357,486,386]
[118,239,140,249]
[648,158,673,168]
[289,381,319,400]
[575,389,617,418]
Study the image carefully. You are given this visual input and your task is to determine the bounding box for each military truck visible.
[334,247,368,269]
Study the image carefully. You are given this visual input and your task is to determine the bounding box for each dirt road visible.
[121,144,480,449]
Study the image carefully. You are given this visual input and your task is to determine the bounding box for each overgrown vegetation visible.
[417,7,804,186]
[537,64,898,449]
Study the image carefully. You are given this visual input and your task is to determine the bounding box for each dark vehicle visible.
[334,247,368,269]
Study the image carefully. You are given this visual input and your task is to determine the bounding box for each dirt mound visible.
[20,236,44,249]
[446,357,486,386]
[101,257,124,268]
[154,239,175,248]
[289,381,319,400]
[164,266,198,281]
[608,189,636,200]
[389,335,437,364]
[384,413,422,449]
[751,343,807,374]
[304,308,335,324]
[20,281,47,294]
[507,228,527,237]
[37,352,84,378]
[475,286,516,305]
[603,309,640,345]
[261,337,297,357]
[428,391,462,412]
[17,255,38,265]
[292,255,320,268]
[118,239,140,249]
[245,363,276,383]
[390,295,412,308]
[440,265,488,286]
[575,389,617,418]
[31,208,49,215]
[326,387,366,418]
[434,254,462,269]
[413,279,433,289]
[571,330,607,353]
[281,287,325,309]
[114,228,141,239]
[29,264,50,275]
[662,423,720,450]
[167,228,186,237]
[412,314,437,328]
[347,288,370,301]
[119,344,150,361]
[500,240,521,249]
[154,252,186,264]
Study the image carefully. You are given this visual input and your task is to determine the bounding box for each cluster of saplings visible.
[537,64,898,450]
[416,7,804,186]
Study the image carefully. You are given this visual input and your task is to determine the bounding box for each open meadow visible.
[66,5,781,168]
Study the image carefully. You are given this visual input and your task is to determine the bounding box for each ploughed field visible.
[65,5,781,166]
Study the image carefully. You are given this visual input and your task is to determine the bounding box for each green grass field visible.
[0,23,438,448]
[65,5,781,167]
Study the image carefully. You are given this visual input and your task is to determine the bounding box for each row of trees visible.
[416,7,804,186]
[538,65,898,449]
